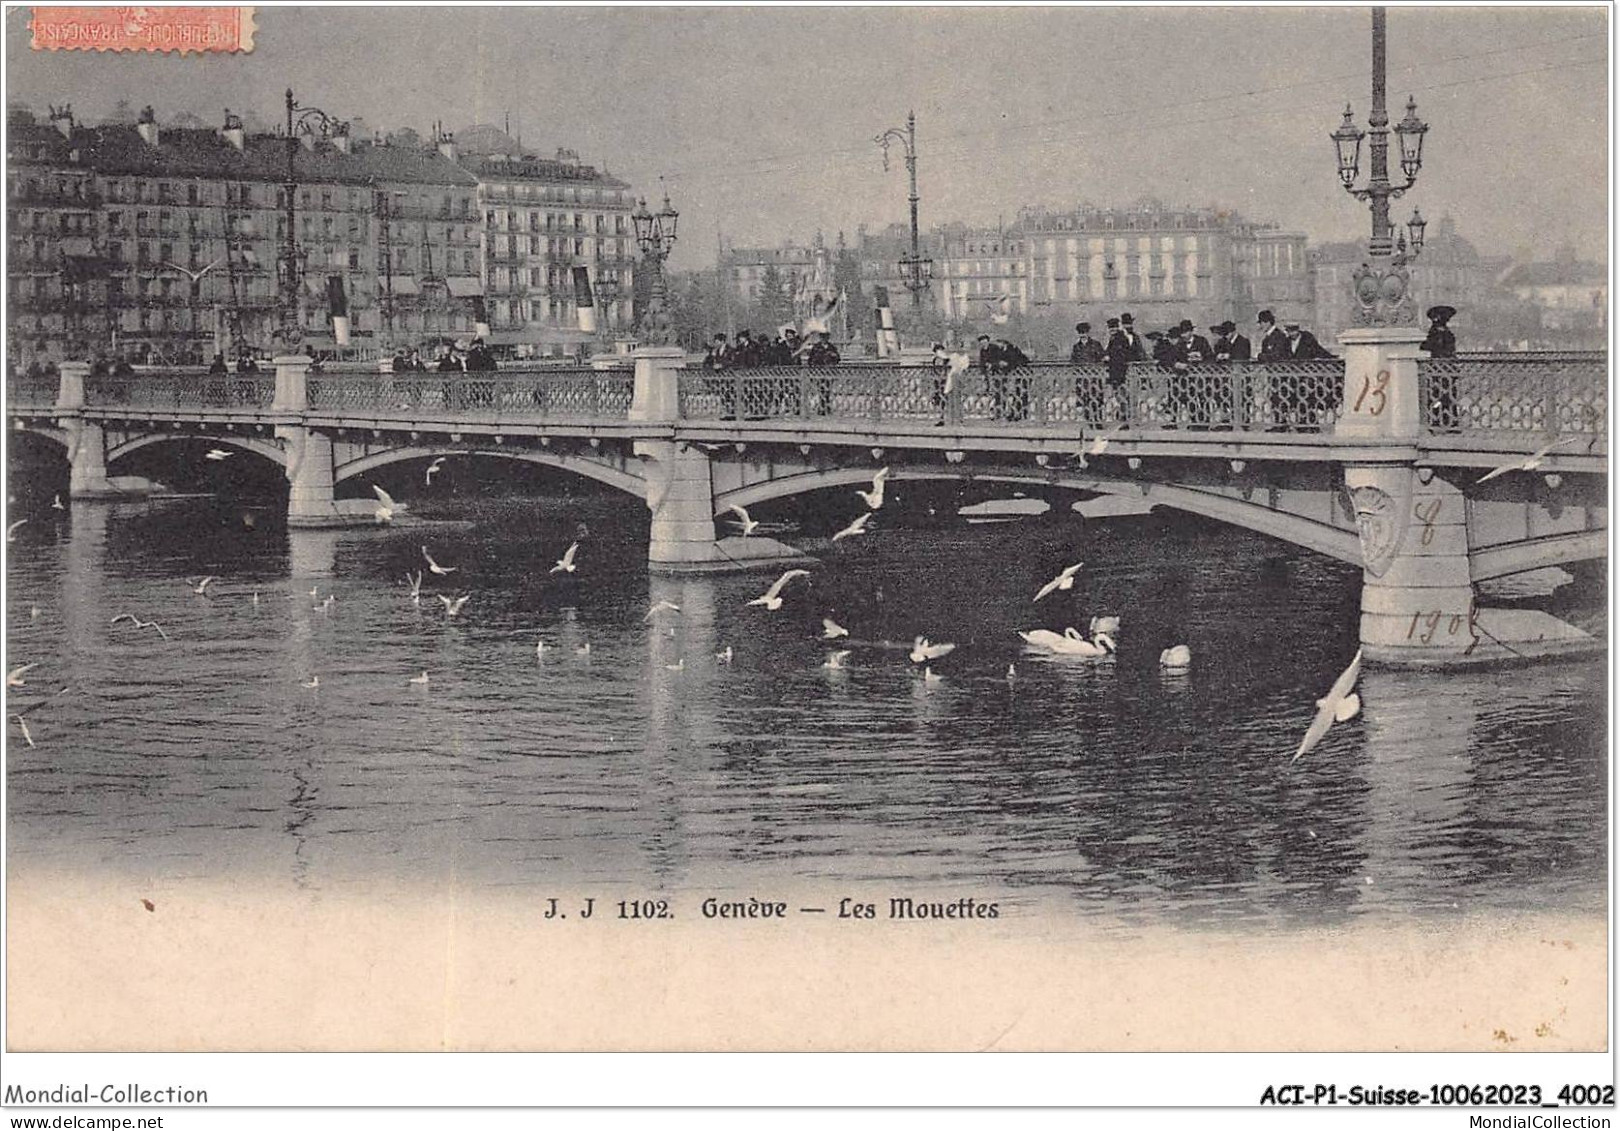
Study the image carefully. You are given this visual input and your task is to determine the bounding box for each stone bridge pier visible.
[1338,328,1591,666]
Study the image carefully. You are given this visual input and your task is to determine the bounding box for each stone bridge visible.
[7,333,1607,667]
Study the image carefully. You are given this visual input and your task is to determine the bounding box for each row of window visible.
[484,210,628,235]
[481,183,626,207]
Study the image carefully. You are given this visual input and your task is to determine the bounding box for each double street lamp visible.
[631,189,679,347]
[875,111,932,308]
[1329,7,1431,325]
[278,87,344,351]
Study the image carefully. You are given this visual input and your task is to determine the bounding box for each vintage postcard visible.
[2,0,1610,1113]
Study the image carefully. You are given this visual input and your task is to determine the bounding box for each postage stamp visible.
[30,6,255,52]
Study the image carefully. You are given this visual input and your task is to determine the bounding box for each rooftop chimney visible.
[221,109,245,151]
[436,127,457,162]
[136,104,159,147]
[48,103,73,139]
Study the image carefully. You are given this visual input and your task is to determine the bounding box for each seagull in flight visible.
[822,649,852,669]
[1476,436,1578,484]
[644,599,682,622]
[1293,650,1363,763]
[161,257,223,296]
[822,617,849,639]
[856,467,891,509]
[186,576,218,595]
[7,663,38,687]
[550,541,580,574]
[204,448,233,461]
[12,715,35,747]
[404,571,424,602]
[111,613,169,641]
[747,569,810,611]
[51,494,65,510]
[371,484,396,524]
[438,593,470,618]
[727,503,760,536]
[424,457,446,487]
[831,512,872,542]
[1033,562,1084,602]
[909,636,956,664]
[422,546,457,576]
[6,519,26,541]
[302,676,320,689]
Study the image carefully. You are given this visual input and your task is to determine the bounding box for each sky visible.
[5,4,1608,271]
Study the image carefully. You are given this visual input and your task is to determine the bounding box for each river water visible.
[4,477,1607,930]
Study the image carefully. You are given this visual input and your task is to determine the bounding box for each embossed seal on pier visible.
[30,7,255,53]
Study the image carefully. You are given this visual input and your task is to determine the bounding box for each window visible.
[159,243,173,264]
[349,249,360,269]
[187,183,199,205]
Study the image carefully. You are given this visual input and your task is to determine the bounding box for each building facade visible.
[5,105,634,365]
[1311,216,1491,346]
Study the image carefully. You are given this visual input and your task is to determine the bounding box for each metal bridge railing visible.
[84,371,276,411]
[1419,354,1607,441]
[6,375,62,411]
[306,367,634,422]
[676,360,1345,433]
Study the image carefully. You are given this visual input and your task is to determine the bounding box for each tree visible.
[756,264,790,330]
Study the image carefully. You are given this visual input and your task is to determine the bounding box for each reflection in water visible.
[4,491,1607,928]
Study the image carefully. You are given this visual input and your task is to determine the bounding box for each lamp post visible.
[875,111,932,308]
[631,189,678,347]
[1330,8,1430,325]
[279,88,344,350]
[593,272,620,340]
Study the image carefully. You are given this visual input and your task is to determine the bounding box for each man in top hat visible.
[1102,316,1139,422]
[1069,321,1105,422]
[1421,305,1459,428]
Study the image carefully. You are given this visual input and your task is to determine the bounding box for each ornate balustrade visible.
[306,366,634,422]
[85,371,275,411]
[6,374,61,411]
[677,360,1345,432]
[1419,354,1607,442]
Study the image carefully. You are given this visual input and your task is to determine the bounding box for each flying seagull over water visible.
[747,569,810,611]
[302,676,320,689]
[856,467,891,509]
[405,571,424,602]
[1476,436,1577,484]
[204,448,233,461]
[6,519,26,541]
[831,512,872,542]
[550,541,580,574]
[408,672,430,685]
[111,613,169,641]
[909,637,956,664]
[422,546,457,576]
[728,504,759,536]
[438,593,470,617]
[424,457,446,487]
[1033,562,1084,602]
[51,494,65,510]
[371,484,396,524]
[11,715,34,747]
[644,599,682,622]
[822,649,852,669]
[822,617,849,639]
[1292,650,1363,764]
[187,576,217,595]
[7,663,38,687]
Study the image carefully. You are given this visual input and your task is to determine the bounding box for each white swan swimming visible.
[1159,644,1192,669]
[1018,627,1115,657]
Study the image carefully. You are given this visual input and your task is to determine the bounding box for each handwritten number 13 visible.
[1354,369,1390,416]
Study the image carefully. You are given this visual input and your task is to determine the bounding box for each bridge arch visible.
[716,464,1363,567]
[106,432,288,470]
[12,423,71,452]
[334,446,648,501]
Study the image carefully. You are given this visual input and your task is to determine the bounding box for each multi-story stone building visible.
[1312,215,1489,346]
[5,105,634,365]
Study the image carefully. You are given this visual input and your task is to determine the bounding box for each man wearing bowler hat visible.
[1102,316,1137,423]
[1255,309,1290,428]
[1211,319,1251,427]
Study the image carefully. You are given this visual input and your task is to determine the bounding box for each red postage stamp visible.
[30,6,255,53]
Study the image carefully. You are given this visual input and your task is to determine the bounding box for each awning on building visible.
[445,276,484,298]
[385,276,421,296]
